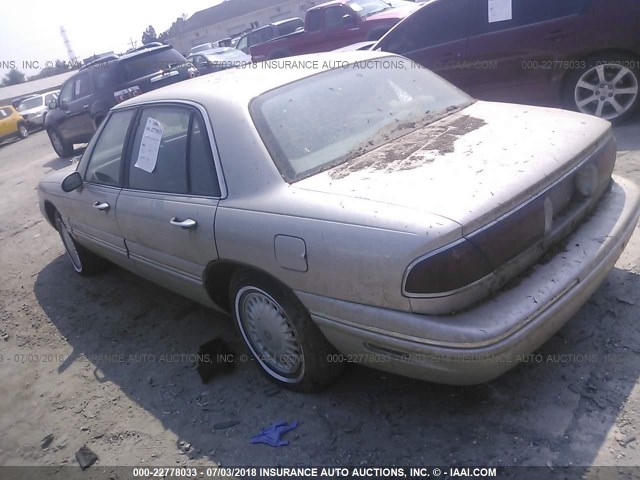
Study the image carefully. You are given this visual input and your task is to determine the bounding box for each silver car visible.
[37,51,640,392]
[17,90,59,128]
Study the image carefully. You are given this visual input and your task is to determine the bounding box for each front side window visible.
[251,57,472,182]
[58,79,74,106]
[236,36,248,51]
[84,109,136,186]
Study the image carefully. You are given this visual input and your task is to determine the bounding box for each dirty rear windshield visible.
[251,57,472,182]
[119,49,187,82]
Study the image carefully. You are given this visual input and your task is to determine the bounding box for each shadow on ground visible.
[34,254,639,467]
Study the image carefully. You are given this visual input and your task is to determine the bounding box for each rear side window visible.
[473,0,590,34]
[380,0,470,54]
[128,106,220,196]
[84,110,136,186]
[119,49,186,82]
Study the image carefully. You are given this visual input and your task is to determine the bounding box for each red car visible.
[375,0,640,122]
[251,0,420,62]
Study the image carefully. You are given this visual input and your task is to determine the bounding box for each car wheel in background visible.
[230,269,343,392]
[565,53,640,122]
[48,128,74,158]
[17,123,28,139]
[55,212,108,276]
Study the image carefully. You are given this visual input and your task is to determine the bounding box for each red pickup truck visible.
[251,0,421,62]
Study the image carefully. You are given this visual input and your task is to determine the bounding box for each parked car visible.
[16,91,59,129]
[187,48,251,75]
[251,0,420,61]
[0,105,28,143]
[236,18,304,54]
[374,0,640,122]
[190,43,217,55]
[45,44,197,158]
[38,51,640,392]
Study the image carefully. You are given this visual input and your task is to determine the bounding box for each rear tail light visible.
[403,239,492,296]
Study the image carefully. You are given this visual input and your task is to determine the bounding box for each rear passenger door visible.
[116,104,223,305]
[465,0,589,102]
[376,0,472,89]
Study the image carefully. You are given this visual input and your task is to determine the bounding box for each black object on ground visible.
[75,445,98,470]
[213,420,241,430]
[197,338,235,383]
[41,434,54,449]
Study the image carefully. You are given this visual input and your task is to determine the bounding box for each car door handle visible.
[546,30,574,41]
[170,217,197,229]
[93,202,110,211]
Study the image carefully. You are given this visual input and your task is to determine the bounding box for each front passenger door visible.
[67,109,136,264]
[116,105,222,306]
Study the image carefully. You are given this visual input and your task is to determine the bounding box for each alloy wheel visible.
[574,63,639,120]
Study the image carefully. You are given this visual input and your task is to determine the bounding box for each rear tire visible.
[17,123,28,139]
[229,269,343,392]
[55,212,108,276]
[48,128,74,158]
[564,53,640,123]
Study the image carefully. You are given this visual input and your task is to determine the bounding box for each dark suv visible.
[375,0,640,122]
[45,45,197,157]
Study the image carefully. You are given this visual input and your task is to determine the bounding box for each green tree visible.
[142,25,158,45]
[1,68,26,86]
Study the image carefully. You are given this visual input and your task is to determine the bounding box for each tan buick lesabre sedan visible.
[37,51,640,392]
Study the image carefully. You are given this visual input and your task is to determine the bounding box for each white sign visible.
[488,0,512,23]
[134,117,164,173]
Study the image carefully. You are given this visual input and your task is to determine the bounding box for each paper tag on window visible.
[134,117,163,173]
[488,0,512,23]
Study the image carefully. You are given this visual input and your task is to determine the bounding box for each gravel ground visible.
[0,119,639,476]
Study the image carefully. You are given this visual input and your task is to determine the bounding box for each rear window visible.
[276,19,303,36]
[119,49,187,82]
[251,57,472,182]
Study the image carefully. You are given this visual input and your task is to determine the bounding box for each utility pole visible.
[129,37,138,50]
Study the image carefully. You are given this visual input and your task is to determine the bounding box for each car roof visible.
[116,50,394,110]
[309,0,348,11]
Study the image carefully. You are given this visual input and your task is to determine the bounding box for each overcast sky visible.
[0,0,224,78]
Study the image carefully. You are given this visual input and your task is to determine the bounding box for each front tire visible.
[230,270,343,392]
[564,53,640,122]
[55,212,108,276]
[48,128,74,158]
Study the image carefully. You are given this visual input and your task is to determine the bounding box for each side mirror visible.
[48,99,59,110]
[62,171,83,192]
[343,14,357,26]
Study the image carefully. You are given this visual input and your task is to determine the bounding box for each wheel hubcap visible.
[19,126,27,136]
[236,286,304,382]
[575,63,638,120]
[58,218,82,272]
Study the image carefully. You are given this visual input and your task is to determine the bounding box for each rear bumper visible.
[298,176,640,384]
